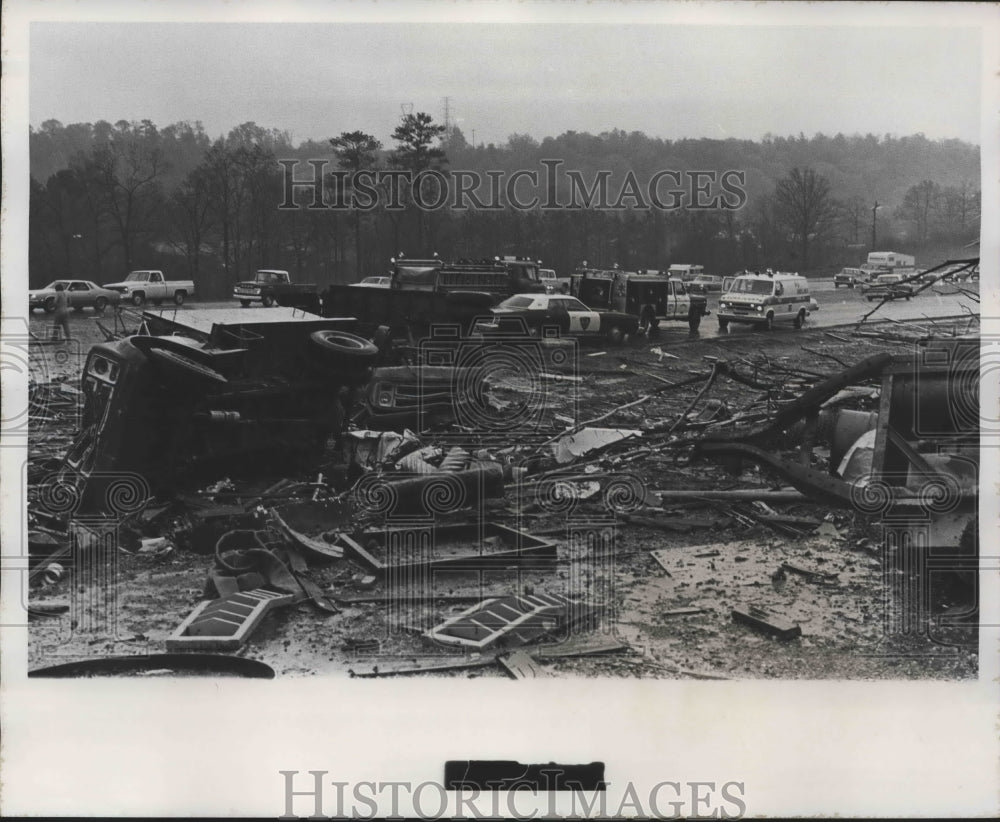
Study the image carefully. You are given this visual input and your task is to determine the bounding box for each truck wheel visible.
[131,292,146,307]
[765,312,774,332]
[718,317,728,331]
[793,309,805,329]
[94,297,108,312]
[261,294,275,307]
[687,305,702,333]
[174,291,186,306]
[605,324,625,345]
[239,300,251,308]
[309,330,379,367]
[834,283,839,289]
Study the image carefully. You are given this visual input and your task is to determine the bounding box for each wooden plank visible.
[731,605,802,640]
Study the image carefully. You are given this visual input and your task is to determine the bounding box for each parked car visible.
[103,270,195,307]
[860,272,915,301]
[834,267,866,288]
[29,280,121,313]
[474,293,639,344]
[686,273,725,294]
[356,276,391,288]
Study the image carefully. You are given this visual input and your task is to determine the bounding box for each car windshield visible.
[499,296,536,309]
[730,279,774,295]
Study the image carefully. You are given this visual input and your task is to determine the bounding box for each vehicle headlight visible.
[755,305,762,311]
[719,302,726,309]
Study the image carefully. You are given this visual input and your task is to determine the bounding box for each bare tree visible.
[330,130,382,275]
[773,167,836,271]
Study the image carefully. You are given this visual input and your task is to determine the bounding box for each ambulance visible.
[717,270,814,332]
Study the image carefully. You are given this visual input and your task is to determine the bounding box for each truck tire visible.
[43,297,55,314]
[718,317,728,331]
[131,292,146,307]
[765,312,774,332]
[309,330,379,367]
[793,309,805,329]
[174,291,186,306]
[94,297,108,312]
[687,305,702,333]
[239,300,251,308]
[261,294,275,308]
[605,323,625,345]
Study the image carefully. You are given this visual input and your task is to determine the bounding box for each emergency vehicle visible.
[717,271,814,332]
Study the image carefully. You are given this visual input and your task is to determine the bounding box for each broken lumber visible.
[731,605,802,640]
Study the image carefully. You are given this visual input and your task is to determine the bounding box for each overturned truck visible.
[56,308,382,513]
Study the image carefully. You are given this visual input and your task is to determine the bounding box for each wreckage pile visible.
[26,318,979,679]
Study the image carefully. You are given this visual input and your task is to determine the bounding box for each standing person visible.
[52,283,71,341]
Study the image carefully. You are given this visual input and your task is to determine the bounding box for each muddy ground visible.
[24,308,978,679]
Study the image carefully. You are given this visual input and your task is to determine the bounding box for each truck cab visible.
[234,269,291,307]
[573,268,708,334]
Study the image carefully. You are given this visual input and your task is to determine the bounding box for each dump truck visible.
[320,255,547,341]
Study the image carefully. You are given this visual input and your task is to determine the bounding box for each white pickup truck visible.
[104,270,195,307]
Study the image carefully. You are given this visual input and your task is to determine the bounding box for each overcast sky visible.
[29,21,983,146]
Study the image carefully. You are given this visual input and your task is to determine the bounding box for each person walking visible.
[52,283,71,341]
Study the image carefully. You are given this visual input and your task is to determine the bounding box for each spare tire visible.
[309,330,379,368]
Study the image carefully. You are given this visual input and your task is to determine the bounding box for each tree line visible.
[29,115,981,295]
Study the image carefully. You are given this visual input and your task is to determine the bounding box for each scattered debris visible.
[499,650,550,679]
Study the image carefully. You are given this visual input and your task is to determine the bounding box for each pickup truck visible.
[104,270,195,307]
[232,269,319,311]
[860,272,915,301]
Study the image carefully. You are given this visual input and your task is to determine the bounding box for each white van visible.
[717,271,813,331]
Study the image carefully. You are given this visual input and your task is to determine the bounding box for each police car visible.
[717,271,814,332]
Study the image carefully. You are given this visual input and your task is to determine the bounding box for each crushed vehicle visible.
[571,267,708,334]
[103,270,195,307]
[29,279,121,313]
[717,271,813,331]
[320,255,546,342]
[473,293,640,344]
[860,271,915,301]
[54,307,380,513]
